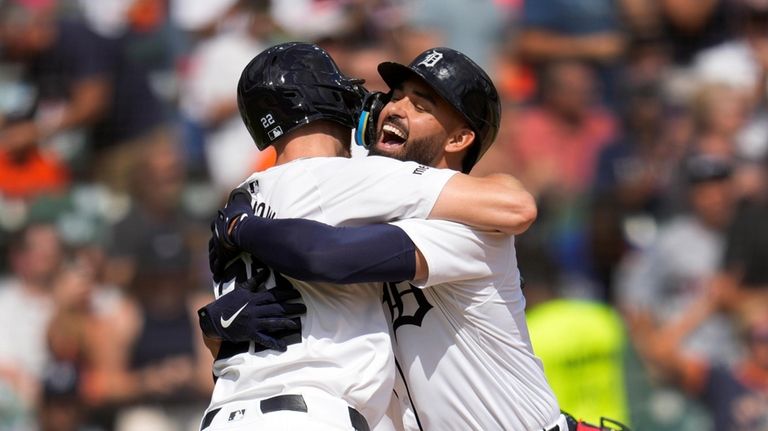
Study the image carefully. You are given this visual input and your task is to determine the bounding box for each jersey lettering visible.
[412,165,429,175]
[246,180,277,219]
[383,282,433,333]
[255,201,277,219]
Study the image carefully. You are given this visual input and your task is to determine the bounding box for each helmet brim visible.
[378,62,418,91]
[379,61,455,107]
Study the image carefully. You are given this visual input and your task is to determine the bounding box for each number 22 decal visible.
[261,114,275,128]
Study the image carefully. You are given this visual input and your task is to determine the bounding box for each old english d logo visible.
[383,282,432,332]
[418,51,443,68]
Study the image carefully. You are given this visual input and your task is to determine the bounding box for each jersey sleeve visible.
[312,156,457,226]
[390,219,514,288]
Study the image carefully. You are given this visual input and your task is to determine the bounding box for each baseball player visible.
[210,48,567,431]
[198,43,539,431]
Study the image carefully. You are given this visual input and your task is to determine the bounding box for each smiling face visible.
[368,77,473,168]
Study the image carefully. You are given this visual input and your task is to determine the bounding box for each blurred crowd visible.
[0,0,767,430]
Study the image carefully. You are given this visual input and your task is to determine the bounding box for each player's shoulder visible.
[358,155,425,170]
[296,155,408,178]
[237,157,343,183]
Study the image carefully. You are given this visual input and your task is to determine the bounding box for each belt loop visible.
[260,394,308,414]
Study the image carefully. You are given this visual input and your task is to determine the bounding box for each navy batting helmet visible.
[377,47,501,172]
[237,42,367,150]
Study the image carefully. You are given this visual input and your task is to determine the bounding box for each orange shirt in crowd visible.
[0,149,69,199]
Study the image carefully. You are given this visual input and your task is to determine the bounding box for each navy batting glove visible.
[198,285,306,351]
[213,187,254,251]
[210,187,256,278]
[209,233,242,283]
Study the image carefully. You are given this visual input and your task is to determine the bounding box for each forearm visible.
[47,79,109,135]
[429,173,537,235]
[232,217,417,283]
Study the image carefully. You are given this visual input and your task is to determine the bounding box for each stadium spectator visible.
[588,78,690,296]
[0,0,171,193]
[93,141,213,431]
[0,222,63,429]
[511,58,616,293]
[617,154,739,362]
[692,0,768,163]
[628,299,768,430]
[709,163,768,316]
[41,263,99,431]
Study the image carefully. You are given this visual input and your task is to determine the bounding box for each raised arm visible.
[312,157,536,235]
[430,173,537,235]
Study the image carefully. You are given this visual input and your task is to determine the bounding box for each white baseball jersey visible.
[206,156,457,428]
[385,219,561,431]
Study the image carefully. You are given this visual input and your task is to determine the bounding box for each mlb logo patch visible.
[268,126,283,141]
[228,409,246,422]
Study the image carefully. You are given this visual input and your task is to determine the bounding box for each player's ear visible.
[444,127,475,155]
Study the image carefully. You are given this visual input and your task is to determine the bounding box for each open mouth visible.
[377,120,408,149]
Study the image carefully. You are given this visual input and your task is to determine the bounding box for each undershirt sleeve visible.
[232,216,416,284]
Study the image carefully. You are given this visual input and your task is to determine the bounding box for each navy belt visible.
[200,394,369,431]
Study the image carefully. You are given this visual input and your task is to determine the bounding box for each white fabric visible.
[384,220,560,431]
[206,156,457,429]
[270,0,349,40]
[693,41,761,91]
[77,0,132,37]
[0,281,53,379]
[172,0,239,30]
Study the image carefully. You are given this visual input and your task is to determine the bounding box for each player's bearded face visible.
[369,114,445,165]
[369,81,449,166]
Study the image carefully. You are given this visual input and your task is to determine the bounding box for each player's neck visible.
[442,151,465,172]
[273,124,351,165]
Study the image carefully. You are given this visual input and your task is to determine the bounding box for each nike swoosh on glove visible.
[198,281,307,351]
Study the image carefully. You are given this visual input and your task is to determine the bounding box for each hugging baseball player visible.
[198,43,544,431]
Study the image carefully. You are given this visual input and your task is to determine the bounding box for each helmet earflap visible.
[355,91,390,149]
